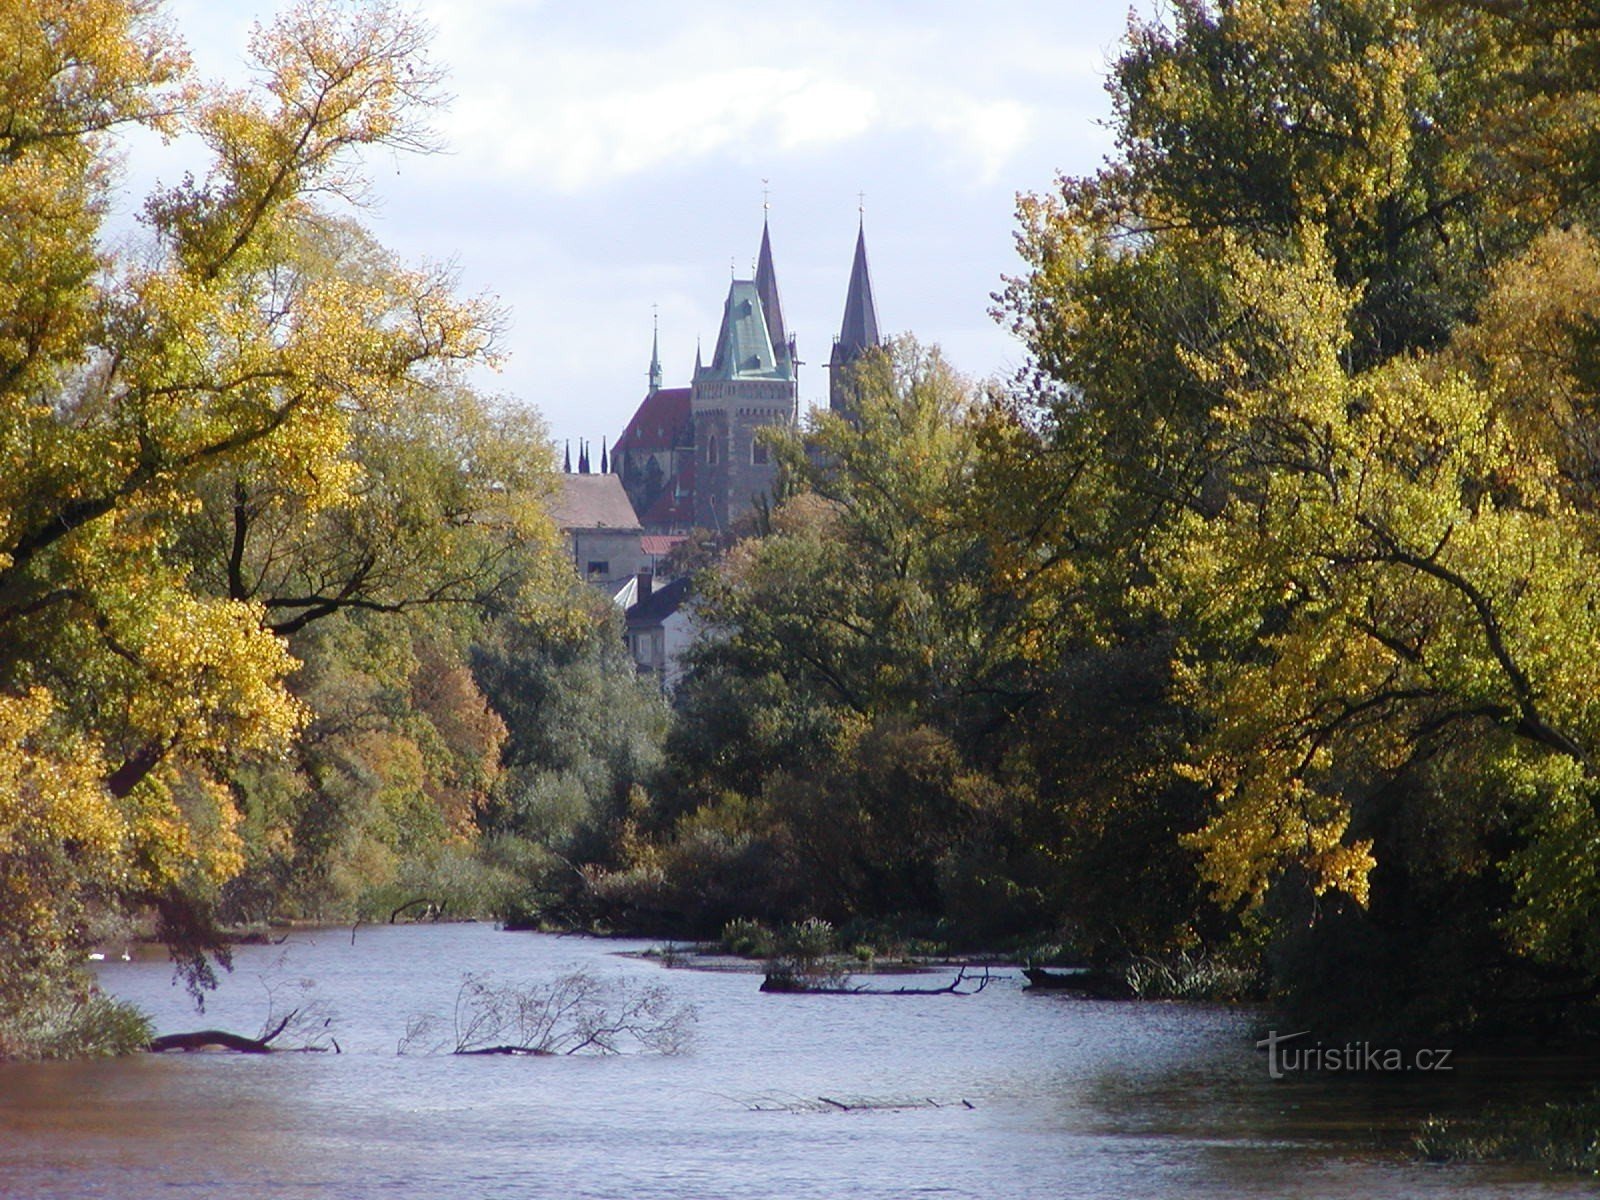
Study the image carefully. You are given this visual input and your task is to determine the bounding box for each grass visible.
[0,992,153,1060]
[1415,1092,1600,1175]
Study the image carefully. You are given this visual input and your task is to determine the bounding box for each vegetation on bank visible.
[1417,1095,1600,1176]
[11,2,1600,1122]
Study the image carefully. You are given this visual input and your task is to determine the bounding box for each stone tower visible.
[690,219,798,530]
[828,218,882,416]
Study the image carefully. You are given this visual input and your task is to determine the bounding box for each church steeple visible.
[754,216,791,370]
[648,310,663,393]
[830,215,882,414]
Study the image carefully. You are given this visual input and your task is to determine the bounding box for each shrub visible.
[0,992,153,1060]
[720,918,777,958]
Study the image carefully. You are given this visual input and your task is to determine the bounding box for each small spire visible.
[563,439,571,473]
[579,439,590,474]
[601,436,609,474]
[648,306,662,393]
[755,214,790,365]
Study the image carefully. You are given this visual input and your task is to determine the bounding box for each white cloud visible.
[448,68,879,190]
[416,1,1100,192]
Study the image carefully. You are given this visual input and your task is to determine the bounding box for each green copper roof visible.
[701,279,793,382]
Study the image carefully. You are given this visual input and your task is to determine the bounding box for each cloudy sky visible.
[148,0,1140,450]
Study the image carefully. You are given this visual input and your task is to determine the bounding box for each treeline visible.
[582,0,1600,1042]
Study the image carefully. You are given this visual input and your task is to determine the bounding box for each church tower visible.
[690,219,798,530]
[828,217,882,416]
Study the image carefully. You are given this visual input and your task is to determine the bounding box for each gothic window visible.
[706,437,719,464]
[752,439,769,465]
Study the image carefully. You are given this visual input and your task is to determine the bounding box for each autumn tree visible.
[1000,0,1600,1031]
[0,0,512,1042]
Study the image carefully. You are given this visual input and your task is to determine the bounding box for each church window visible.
[707,437,719,464]
[752,440,769,465]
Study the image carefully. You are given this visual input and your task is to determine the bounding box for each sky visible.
[141,0,1141,451]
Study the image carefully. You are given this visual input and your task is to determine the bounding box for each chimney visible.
[636,570,653,602]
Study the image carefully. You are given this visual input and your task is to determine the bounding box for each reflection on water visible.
[0,924,1589,1199]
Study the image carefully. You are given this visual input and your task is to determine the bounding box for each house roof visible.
[625,575,691,626]
[549,473,641,531]
[615,386,691,455]
[640,534,686,556]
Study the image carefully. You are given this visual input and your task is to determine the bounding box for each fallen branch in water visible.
[389,897,441,924]
[733,1093,977,1113]
[398,969,696,1056]
[146,972,339,1054]
[149,1011,311,1053]
[761,966,993,996]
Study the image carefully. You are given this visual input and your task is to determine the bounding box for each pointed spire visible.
[579,440,590,474]
[648,307,662,393]
[693,337,704,380]
[754,216,789,367]
[830,215,883,415]
[601,436,609,474]
[564,439,571,473]
[836,216,881,356]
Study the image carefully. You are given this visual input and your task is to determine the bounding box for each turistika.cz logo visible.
[1256,1029,1454,1079]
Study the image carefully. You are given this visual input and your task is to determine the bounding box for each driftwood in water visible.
[1022,965,1133,999]
[389,897,441,924]
[761,967,993,996]
[148,1012,294,1054]
[147,1002,340,1054]
[735,1093,976,1113]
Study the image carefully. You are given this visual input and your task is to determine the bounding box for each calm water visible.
[0,924,1590,1198]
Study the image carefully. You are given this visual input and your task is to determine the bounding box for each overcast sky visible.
[146,0,1140,451]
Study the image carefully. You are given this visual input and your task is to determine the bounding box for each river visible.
[0,923,1590,1198]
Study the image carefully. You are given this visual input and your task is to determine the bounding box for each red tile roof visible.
[614,387,691,455]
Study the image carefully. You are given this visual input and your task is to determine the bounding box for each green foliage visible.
[473,599,669,858]
[0,993,153,1061]
[720,917,777,958]
[1416,1093,1600,1175]
[987,0,1600,1036]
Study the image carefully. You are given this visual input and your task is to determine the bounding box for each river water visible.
[0,923,1590,1198]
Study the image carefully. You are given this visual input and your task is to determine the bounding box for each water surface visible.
[0,924,1588,1198]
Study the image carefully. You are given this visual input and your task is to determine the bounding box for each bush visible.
[1415,1094,1600,1175]
[720,918,777,958]
[1123,951,1264,1002]
[0,992,153,1060]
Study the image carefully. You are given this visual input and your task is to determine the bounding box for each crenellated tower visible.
[691,216,798,530]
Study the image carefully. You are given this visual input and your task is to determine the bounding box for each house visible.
[623,572,693,690]
[549,472,645,593]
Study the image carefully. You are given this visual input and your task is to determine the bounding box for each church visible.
[611,216,882,535]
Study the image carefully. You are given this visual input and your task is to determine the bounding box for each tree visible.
[996,1,1600,1030]
[0,0,504,1038]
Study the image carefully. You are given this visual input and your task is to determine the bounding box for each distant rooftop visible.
[550,474,641,531]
